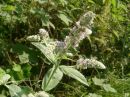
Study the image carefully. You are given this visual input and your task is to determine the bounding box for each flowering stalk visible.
[76,57,106,69]
[64,11,95,48]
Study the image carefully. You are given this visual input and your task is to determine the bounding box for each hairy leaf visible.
[60,65,89,86]
[42,67,63,91]
[57,13,72,25]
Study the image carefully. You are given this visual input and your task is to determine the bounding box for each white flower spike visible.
[76,58,106,69]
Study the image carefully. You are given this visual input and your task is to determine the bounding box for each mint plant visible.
[27,11,106,93]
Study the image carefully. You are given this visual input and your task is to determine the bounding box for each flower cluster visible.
[64,11,95,48]
[76,57,106,69]
[28,91,49,97]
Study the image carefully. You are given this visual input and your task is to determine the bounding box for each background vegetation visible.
[0,0,129,97]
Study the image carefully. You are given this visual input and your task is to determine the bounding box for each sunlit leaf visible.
[6,84,22,97]
[42,67,63,91]
[112,30,119,40]
[60,65,89,86]
[15,86,33,97]
[102,84,117,93]
[111,0,117,8]
[57,13,72,25]
[13,63,21,72]
[0,68,6,78]
[0,74,11,85]
[18,52,29,64]
[92,77,104,86]
[3,5,15,11]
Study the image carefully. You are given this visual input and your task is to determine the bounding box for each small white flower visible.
[73,27,92,47]
[39,28,49,38]
[56,41,65,48]
[35,91,49,97]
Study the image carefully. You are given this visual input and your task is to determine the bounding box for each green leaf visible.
[0,74,11,85]
[18,52,29,64]
[92,77,104,86]
[0,68,6,78]
[60,65,89,86]
[22,64,32,78]
[111,0,117,8]
[88,0,95,4]
[102,84,117,93]
[12,43,39,64]
[3,5,15,11]
[14,86,33,97]
[41,14,50,27]
[0,94,6,97]
[49,21,55,29]
[6,84,22,97]
[13,63,21,72]
[12,63,24,80]
[32,42,57,65]
[112,30,119,40]
[42,67,63,91]
[57,13,72,25]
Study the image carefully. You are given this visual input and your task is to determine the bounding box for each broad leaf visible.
[0,74,10,85]
[60,65,89,86]
[57,13,72,25]
[4,5,15,11]
[6,84,22,97]
[102,84,117,93]
[13,63,21,72]
[16,86,33,97]
[42,67,63,91]
[92,77,104,86]
[18,52,29,64]
[12,43,39,64]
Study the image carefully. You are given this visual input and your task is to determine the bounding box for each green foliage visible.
[60,65,89,86]
[42,67,63,91]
